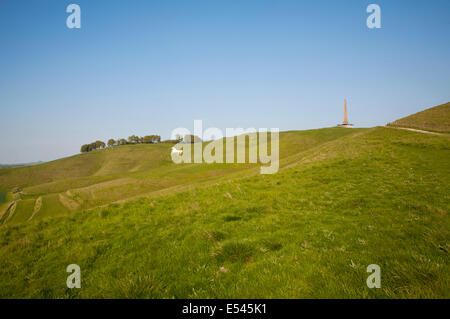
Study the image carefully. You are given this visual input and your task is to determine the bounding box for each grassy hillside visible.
[0,127,448,298]
[0,143,173,190]
[0,128,361,225]
[0,191,6,205]
[387,102,450,133]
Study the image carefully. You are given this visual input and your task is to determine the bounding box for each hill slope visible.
[0,126,449,298]
[387,102,450,133]
[0,128,362,225]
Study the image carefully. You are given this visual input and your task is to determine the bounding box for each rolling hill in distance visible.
[0,128,359,224]
[387,102,450,133]
[0,161,44,169]
[0,103,449,298]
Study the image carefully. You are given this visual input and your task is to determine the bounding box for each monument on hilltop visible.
[338,99,354,127]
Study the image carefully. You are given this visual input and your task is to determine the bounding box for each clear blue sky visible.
[1,0,449,163]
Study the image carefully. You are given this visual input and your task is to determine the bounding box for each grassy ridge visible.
[0,128,361,225]
[0,143,174,190]
[387,102,450,133]
[0,127,448,298]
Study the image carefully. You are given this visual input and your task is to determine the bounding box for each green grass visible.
[387,102,450,133]
[0,127,448,298]
[0,127,360,225]
[0,143,174,190]
[0,191,6,205]
[8,199,35,224]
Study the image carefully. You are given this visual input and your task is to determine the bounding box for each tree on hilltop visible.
[128,135,139,144]
[95,140,106,149]
[107,139,116,147]
[184,135,202,143]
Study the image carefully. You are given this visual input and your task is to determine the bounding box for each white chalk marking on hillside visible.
[28,196,42,221]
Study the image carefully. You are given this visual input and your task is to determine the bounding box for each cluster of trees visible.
[80,140,106,153]
[79,134,204,153]
[107,135,162,147]
[158,135,201,144]
[183,135,202,143]
[80,135,162,153]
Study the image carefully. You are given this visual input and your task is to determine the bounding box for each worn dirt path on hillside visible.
[389,126,448,136]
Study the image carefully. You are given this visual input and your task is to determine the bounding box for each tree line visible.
[80,135,162,153]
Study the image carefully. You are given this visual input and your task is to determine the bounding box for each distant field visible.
[0,126,448,298]
[387,102,450,133]
[0,161,43,169]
